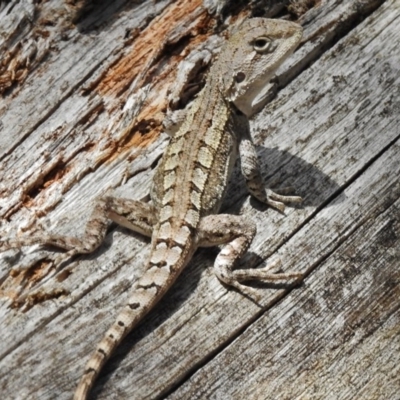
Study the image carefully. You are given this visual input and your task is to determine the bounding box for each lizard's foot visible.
[265,188,302,213]
[219,259,304,304]
[231,258,303,284]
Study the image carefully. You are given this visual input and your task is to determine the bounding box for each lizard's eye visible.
[252,36,276,53]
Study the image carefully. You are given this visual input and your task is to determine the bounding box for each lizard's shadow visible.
[91,146,342,397]
[223,145,343,213]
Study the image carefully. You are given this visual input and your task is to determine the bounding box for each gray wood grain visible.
[1,0,398,399]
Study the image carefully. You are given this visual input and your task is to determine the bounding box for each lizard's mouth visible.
[251,81,275,114]
[232,78,275,117]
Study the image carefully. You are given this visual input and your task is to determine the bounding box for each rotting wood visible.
[0,0,398,399]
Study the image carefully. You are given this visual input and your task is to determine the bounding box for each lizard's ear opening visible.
[234,72,246,83]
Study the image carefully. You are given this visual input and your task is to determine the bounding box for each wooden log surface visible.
[0,0,399,399]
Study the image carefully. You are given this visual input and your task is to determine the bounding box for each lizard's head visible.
[218,18,302,117]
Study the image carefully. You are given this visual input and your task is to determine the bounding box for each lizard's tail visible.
[73,236,193,400]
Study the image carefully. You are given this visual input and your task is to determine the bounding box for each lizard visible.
[0,17,303,399]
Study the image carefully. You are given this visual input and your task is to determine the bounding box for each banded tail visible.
[73,229,194,400]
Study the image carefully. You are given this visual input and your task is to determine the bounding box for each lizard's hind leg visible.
[197,214,303,300]
[0,196,156,263]
[198,214,257,298]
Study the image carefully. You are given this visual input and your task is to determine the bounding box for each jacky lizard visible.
[1,18,303,399]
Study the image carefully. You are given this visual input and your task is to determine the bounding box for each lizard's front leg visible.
[0,196,156,263]
[236,113,302,212]
[198,214,303,300]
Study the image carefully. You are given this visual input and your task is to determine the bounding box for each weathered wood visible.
[167,142,400,400]
[1,0,399,399]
